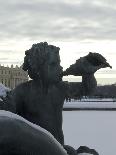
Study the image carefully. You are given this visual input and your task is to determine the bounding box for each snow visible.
[78,153,93,155]
[0,110,56,141]
[0,110,54,137]
[0,110,66,152]
[64,101,116,109]
[0,84,115,155]
[63,98,116,110]
[0,83,10,98]
[68,98,115,102]
[63,110,116,155]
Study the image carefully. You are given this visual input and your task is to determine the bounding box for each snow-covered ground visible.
[64,102,116,110]
[63,110,116,155]
[0,83,115,155]
[0,83,10,99]
[66,98,116,102]
[64,99,116,110]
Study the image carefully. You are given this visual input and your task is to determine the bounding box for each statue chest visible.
[23,85,65,114]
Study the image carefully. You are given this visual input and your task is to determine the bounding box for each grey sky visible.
[0,0,116,81]
[0,0,116,41]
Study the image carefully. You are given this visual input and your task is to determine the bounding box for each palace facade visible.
[0,65,28,89]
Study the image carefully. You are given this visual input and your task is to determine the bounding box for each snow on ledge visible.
[63,100,116,110]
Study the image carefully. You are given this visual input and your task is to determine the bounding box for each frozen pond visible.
[63,110,116,155]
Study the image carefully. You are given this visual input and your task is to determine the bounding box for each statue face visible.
[42,52,63,84]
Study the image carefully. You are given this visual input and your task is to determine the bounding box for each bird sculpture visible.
[63,52,112,76]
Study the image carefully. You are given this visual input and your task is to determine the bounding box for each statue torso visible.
[14,80,68,144]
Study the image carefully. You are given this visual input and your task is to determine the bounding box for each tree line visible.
[93,83,116,98]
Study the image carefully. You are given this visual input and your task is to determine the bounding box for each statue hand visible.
[63,52,112,76]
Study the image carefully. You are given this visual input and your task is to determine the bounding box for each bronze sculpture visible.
[0,42,111,154]
[0,110,68,155]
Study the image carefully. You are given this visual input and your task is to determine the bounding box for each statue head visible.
[22,42,63,84]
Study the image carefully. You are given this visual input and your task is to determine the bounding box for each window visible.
[5,79,7,86]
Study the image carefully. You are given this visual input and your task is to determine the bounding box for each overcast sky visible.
[0,0,116,79]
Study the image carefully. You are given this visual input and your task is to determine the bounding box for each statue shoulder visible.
[13,80,32,95]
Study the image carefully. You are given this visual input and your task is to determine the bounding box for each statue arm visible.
[10,84,25,114]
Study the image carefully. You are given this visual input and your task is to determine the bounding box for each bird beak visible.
[103,62,112,68]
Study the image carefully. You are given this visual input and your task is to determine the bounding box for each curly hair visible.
[22,42,60,80]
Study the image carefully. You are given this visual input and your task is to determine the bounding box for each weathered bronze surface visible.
[0,42,111,154]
